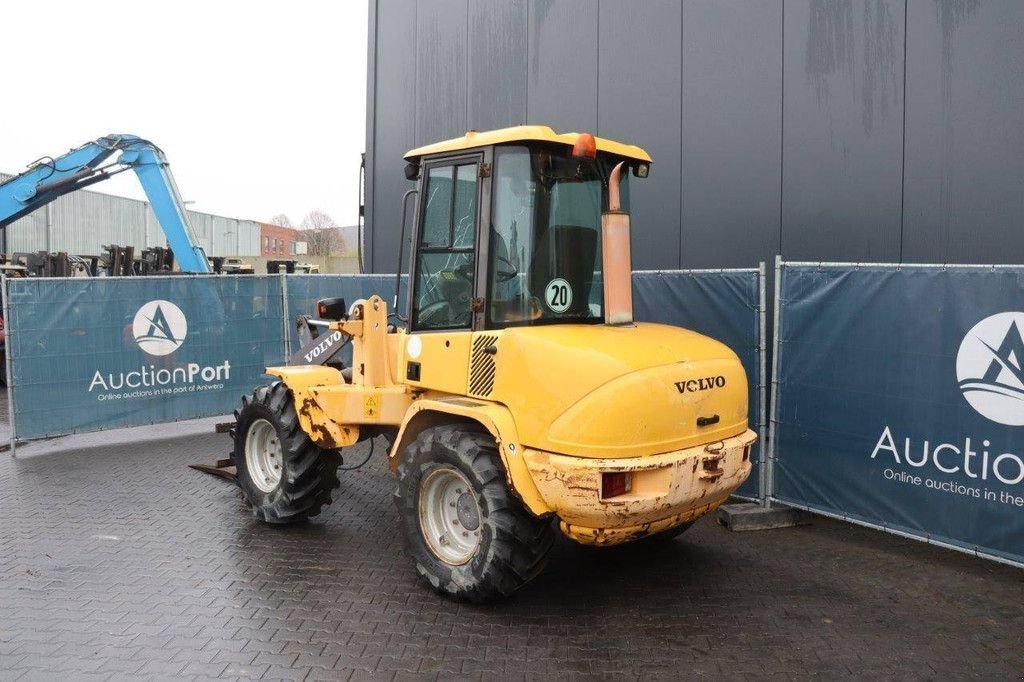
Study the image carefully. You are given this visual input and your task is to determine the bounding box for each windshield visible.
[487,145,628,327]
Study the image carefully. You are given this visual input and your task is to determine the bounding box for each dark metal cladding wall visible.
[366,0,1024,272]
[468,0,528,132]
[527,0,599,133]
[902,0,1024,264]
[599,0,683,270]
[366,0,417,275]
[682,1,783,269]
[415,0,468,145]
[782,0,905,262]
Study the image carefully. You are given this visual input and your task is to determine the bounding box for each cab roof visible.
[403,125,652,163]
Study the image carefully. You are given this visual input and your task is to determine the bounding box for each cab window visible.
[487,145,626,328]
[412,162,478,330]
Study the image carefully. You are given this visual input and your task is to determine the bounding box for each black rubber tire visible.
[394,424,554,602]
[643,520,696,542]
[231,382,341,523]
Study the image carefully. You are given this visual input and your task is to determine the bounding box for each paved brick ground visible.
[1,417,1023,680]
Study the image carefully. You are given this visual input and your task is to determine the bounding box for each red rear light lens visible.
[601,472,632,499]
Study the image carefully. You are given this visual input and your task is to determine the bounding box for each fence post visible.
[2,276,16,458]
[766,255,784,503]
[280,273,291,362]
[757,262,768,505]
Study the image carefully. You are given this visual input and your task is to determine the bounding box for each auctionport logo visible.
[956,312,1024,427]
[133,300,187,356]
[89,299,230,398]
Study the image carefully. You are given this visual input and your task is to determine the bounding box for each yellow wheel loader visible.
[231,126,756,601]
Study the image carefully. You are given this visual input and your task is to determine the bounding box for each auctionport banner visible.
[5,275,285,439]
[772,264,1024,565]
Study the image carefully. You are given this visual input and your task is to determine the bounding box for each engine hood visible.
[486,322,749,458]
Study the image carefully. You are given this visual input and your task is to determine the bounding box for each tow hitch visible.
[700,442,726,481]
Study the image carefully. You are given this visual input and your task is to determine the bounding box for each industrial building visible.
[0,171,261,259]
[364,0,1024,273]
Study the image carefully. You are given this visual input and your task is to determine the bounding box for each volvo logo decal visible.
[675,376,726,393]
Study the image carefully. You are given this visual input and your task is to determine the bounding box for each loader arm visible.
[0,135,210,273]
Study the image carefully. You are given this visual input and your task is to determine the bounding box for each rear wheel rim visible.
[419,467,482,565]
[245,418,282,493]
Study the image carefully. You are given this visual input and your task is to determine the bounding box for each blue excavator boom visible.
[0,135,211,273]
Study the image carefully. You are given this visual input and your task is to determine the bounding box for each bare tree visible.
[301,210,334,230]
[300,210,344,257]
[269,213,293,228]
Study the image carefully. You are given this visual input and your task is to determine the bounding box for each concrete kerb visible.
[718,501,811,531]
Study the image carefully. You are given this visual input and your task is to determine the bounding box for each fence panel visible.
[633,269,765,499]
[771,263,1024,566]
[5,275,285,441]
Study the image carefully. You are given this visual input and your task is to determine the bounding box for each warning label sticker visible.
[363,395,379,418]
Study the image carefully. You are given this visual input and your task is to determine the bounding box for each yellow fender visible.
[389,397,551,518]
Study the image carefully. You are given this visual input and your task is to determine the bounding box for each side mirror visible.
[404,162,420,181]
[316,297,348,320]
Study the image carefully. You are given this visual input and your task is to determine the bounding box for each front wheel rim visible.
[418,467,482,565]
[245,418,283,493]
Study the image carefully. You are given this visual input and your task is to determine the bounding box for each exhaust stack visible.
[602,161,633,325]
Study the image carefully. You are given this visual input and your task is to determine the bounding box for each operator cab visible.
[402,126,651,333]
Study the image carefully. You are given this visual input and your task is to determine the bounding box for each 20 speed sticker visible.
[545,278,572,313]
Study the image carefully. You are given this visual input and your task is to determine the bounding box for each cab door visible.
[404,154,483,394]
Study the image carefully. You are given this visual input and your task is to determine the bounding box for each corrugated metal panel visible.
[6,189,149,255]
[6,211,44,255]
[239,220,261,256]
[212,215,234,255]
[52,190,148,254]
[184,210,213,255]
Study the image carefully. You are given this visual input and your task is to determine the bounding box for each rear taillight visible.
[601,472,632,499]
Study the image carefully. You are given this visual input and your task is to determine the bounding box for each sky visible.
[0,0,368,227]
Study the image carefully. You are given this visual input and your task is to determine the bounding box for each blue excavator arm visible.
[0,135,211,273]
